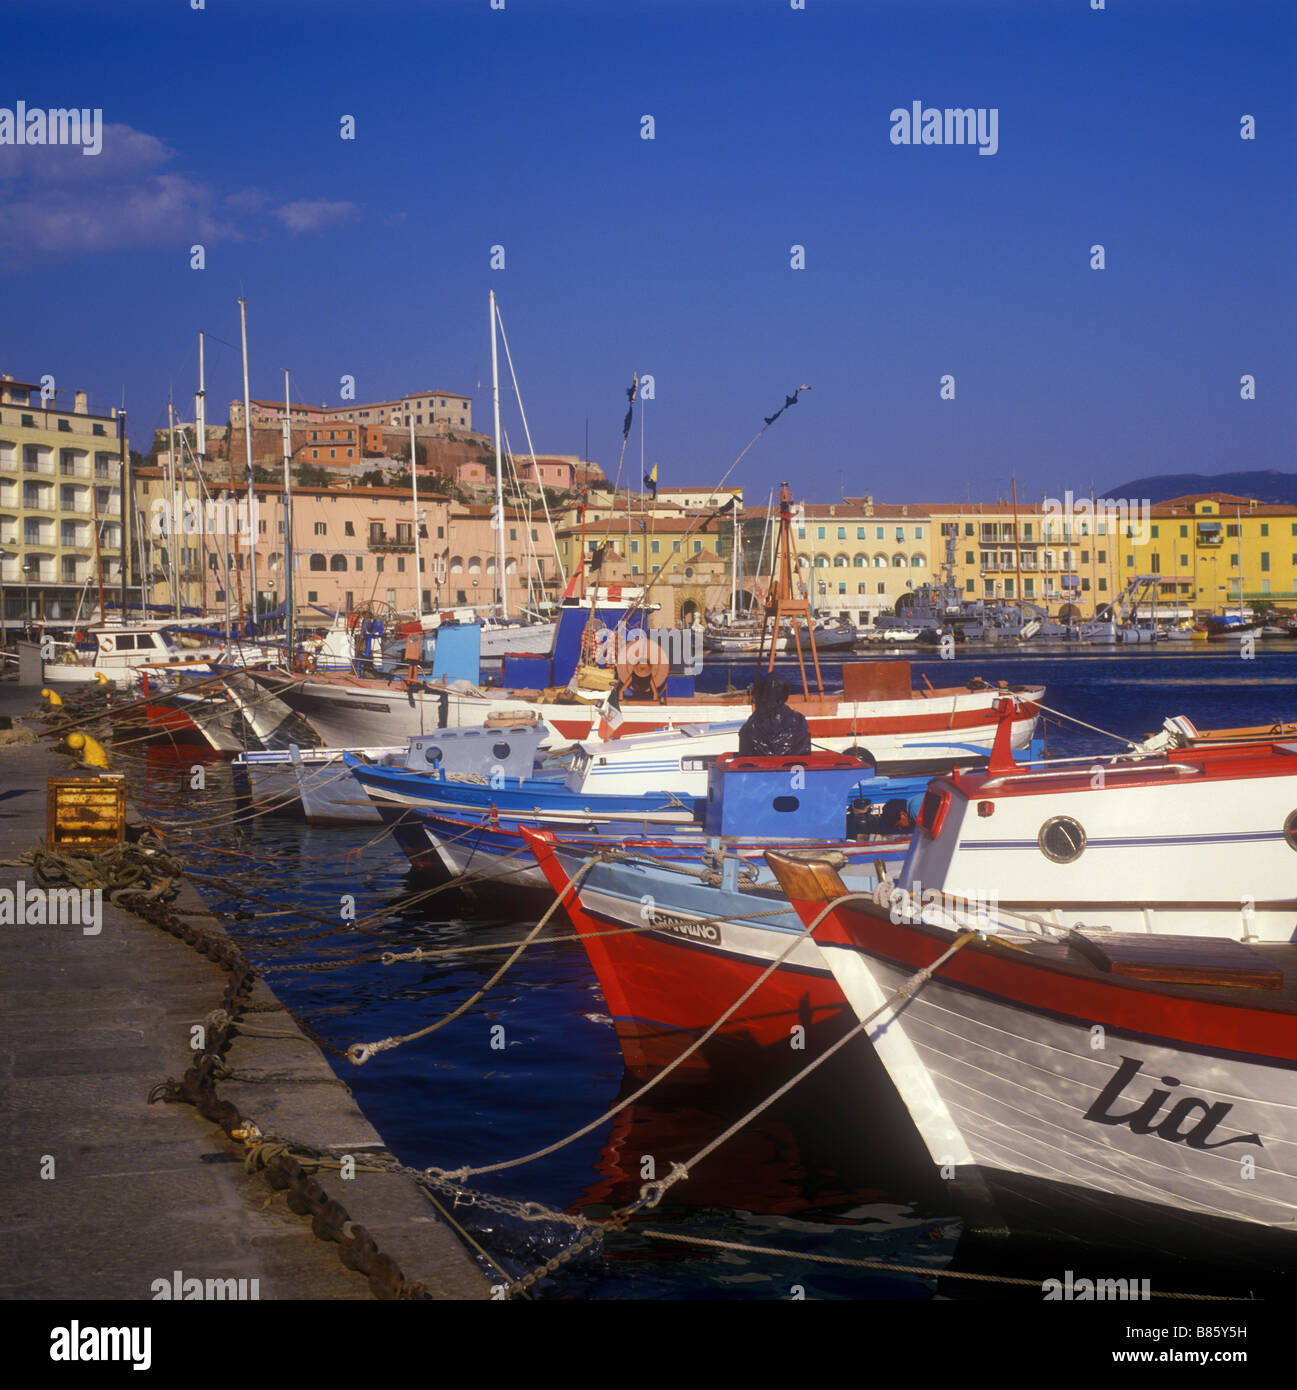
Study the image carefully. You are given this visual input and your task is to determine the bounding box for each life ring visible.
[101,635,114,651]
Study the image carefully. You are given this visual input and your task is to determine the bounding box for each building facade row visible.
[134,469,560,620]
[0,375,125,625]
[231,389,472,433]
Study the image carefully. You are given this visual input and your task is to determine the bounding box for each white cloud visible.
[0,121,363,260]
[272,199,359,233]
[0,123,173,183]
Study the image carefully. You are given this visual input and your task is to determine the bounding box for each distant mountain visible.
[1102,470,1297,506]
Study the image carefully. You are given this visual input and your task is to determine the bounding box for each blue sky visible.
[2,0,1294,504]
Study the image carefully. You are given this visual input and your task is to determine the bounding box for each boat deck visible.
[1005,930,1297,1017]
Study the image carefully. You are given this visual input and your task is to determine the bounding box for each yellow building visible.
[0,373,127,626]
[557,514,727,582]
[1116,493,1297,618]
[927,503,1096,619]
[782,499,932,621]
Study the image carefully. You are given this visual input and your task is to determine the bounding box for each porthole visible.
[1285,810,1297,852]
[1039,815,1086,864]
[424,746,443,765]
[492,741,511,760]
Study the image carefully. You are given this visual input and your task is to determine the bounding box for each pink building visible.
[138,479,560,619]
[515,455,577,489]
[456,460,491,486]
[441,502,559,609]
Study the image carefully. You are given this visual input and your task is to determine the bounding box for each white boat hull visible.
[264,676,1044,775]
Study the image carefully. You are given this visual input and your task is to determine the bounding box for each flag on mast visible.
[644,462,658,497]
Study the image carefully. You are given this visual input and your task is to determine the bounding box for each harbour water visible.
[116,646,1297,1299]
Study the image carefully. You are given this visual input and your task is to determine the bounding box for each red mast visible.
[756,483,822,696]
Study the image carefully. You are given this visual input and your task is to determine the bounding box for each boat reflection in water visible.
[567,1030,962,1300]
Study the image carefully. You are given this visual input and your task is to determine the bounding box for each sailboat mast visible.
[489,290,507,618]
[91,413,107,625]
[729,500,738,622]
[1011,475,1023,616]
[196,331,207,461]
[1236,504,1244,620]
[166,400,179,619]
[409,410,423,623]
[238,296,258,630]
[196,332,208,622]
[117,406,130,623]
[282,369,294,665]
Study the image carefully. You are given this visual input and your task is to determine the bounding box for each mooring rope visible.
[425,889,891,1183]
[346,856,601,1064]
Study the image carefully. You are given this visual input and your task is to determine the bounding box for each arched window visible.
[814,554,829,568]
[267,552,281,571]
[853,554,866,567]
[309,554,326,572]
[911,554,925,567]
[893,554,906,568]
[449,555,463,573]
[873,554,887,568]
[834,554,849,568]
[329,554,347,572]
[468,556,482,574]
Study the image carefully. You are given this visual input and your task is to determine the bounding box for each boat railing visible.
[884,881,1065,942]
[978,761,1201,791]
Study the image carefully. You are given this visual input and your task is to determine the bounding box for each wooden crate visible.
[46,776,126,849]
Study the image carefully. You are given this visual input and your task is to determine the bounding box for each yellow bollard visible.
[66,731,109,768]
[40,687,64,708]
[94,671,108,685]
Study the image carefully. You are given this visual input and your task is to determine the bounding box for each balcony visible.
[367,532,414,553]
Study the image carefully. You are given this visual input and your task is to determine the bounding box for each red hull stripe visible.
[803,901,1297,1065]
[547,705,1038,741]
